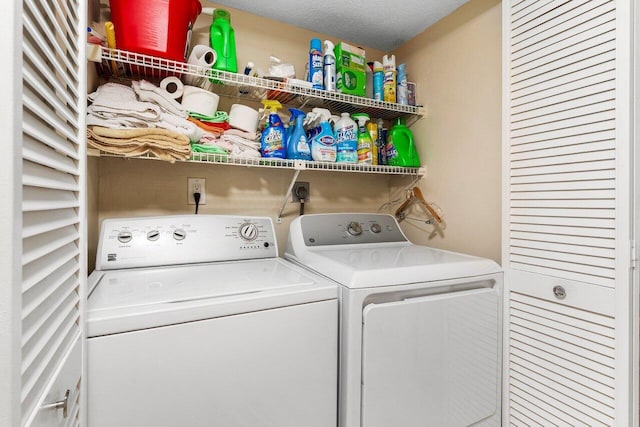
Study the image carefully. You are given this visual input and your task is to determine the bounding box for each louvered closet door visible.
[503,1,634,426]
[22,0,86,425]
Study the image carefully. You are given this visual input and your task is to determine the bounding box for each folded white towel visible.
[132,80,187,118]
[88,83,161,121]
[86,110,151,129]
[157,113,204,143]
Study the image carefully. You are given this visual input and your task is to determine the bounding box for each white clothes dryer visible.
[285,213,503,427]
[87,215,338,427]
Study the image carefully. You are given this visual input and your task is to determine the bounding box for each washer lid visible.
[287,243,501,288]
[87,258,337,337]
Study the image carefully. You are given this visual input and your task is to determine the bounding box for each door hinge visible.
[632,240,638,269]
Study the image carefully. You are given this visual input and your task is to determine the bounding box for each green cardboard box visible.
[334,42,366,97]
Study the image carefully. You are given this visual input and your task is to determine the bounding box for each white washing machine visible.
[285,213,503,427]
[87,215,338,427]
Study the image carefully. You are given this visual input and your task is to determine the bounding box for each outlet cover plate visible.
[188,178,206,205]
[292,181,310,202]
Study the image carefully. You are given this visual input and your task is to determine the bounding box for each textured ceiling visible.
[209,0,470,51]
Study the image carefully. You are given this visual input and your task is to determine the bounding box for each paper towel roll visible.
[181,86,220,118]
[185,45,217,85]
[160,76,184,99]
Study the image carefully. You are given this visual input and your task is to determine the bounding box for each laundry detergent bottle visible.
[209,9,237,73]
[310,108,337,162]
[352,113,373,164]
[334,112,358,163]
[386,117,420,167]
[286,108,312,160]
[260,100,286,158]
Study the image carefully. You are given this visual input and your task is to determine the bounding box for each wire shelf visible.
[88,149,426,176]
[93,47,426,122]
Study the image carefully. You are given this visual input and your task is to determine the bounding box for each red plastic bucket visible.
[109,0,202,61]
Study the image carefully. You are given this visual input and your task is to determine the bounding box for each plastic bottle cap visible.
[310,38,322,51]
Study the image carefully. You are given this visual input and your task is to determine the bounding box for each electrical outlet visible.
[292,182,310,202]
[187,178,206,205]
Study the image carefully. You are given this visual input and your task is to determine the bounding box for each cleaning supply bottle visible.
[373,61,384,101]
[334,112,358,163]
[366,121,378,165]
[397,63,408,105]
[386,117,420,167]
[208,9,237,73]
[310,108,337,162]
[286,108,312,160]
[365,62,374,98]
[260,100,286,158]
[382,54,396,103]
[377,118,386,165]
[352,113,373,164]
[309,38,323,90]
[323,40,336,92]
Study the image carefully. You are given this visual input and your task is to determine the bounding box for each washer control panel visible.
[298,213,407,246]
[96,215,277,270]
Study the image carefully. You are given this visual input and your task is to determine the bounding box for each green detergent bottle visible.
[210,9,237,73]
[386,117,420,167]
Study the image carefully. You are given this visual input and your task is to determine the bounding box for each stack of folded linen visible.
[87,81,203,161]
[193,128,261,158]
[87,126,191,162]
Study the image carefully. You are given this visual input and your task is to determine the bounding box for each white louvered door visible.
[0,0,87,425]
[503,1,635,426]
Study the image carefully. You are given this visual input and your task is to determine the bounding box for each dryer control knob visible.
[173,229,187,241]
[239,223,259,241]
[117,231,132,243]
[370,223,382,234]
[347,221,363,236]
[147,230,160,241]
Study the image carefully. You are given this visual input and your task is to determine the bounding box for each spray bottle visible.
[260,100,286,158]
[383,54,396,103]
[323,40,336,92]
[204,8,237,73]
[309,38,323,90]
[309,108,337,162]
[334,112,358,163]
[352,113,373,164]
[286,108,312,160]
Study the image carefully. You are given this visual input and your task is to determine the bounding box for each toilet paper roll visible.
[181,85,220,118]
[188,45,217,67]
[185,45,217,85]
[159,76,184,99]
[229,104,260,133]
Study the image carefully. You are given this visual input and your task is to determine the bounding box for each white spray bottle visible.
[323,40,336,92]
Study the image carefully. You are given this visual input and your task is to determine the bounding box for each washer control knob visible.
[147,230,160,241]
[370,223,382,234]
[347,221,363,236]
[239,223,259,241]
[173,229,187,241]
[117,231,132,243]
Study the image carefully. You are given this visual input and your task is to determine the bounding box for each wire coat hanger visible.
[395,187,442,223]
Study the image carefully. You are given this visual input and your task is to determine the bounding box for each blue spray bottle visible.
[287,108,312,161]
[310,108,337,162]
[260,100,286,158]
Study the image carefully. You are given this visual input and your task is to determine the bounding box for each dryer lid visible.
[287,244,501,288]
[87,258,337,336]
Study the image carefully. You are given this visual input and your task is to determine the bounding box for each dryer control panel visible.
[296,213,408,246]
[96,215,278,270]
